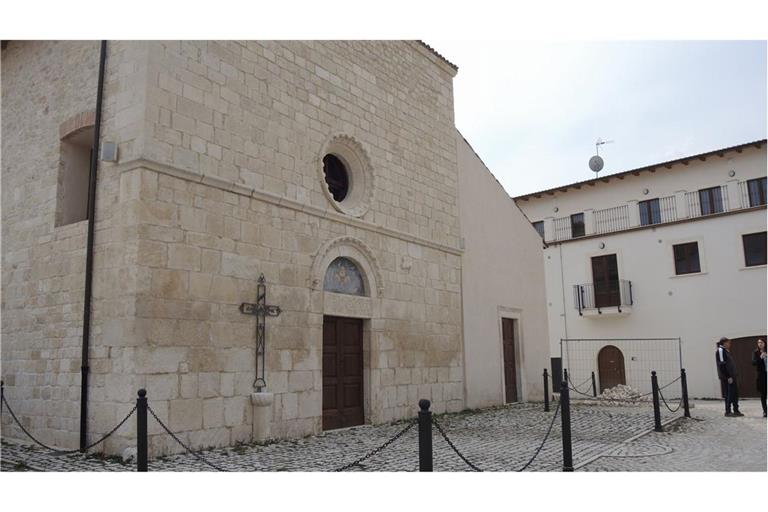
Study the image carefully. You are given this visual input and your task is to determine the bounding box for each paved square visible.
[3,399,765,472]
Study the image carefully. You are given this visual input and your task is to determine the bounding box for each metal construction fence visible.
[561,337,683,398]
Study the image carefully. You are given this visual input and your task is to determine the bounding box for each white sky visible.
[427,40,767,197]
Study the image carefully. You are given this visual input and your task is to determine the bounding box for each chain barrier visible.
[146,404,228,472]
[567,374,593,395]
[1,394,135,455]
[657,386,683,413]
[334,420,416,471]
[517,398,561,472]
[658,375,682,392]
[431,416,483,472]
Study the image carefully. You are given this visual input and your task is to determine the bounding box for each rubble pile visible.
[597,384,650,405]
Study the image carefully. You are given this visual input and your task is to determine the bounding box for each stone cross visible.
[239,273,281,392]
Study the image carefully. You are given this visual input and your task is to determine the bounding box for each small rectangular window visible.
[570,213,585,238]
[673,242,701,275]
[742,232,767,267]
[532,221,545,239]
[698,186,723,216]
[56,127,94,226]
[639,198,661,226]
[747,178,767,207]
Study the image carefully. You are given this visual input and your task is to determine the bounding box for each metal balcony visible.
[573,279,633,315]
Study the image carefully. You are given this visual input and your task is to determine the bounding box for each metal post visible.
[576,285,582,315]
[591,371,597,397]
[563,368,569,392]
[680,368,691,418]
[137,389,148,472]
[560,381,573,472]
[543,369,550,412]
[418,399,433,472]
[651,371,662,432]
[1,380,4,417]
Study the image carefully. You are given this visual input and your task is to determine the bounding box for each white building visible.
[515,140,767,399]
[457,133,550,409]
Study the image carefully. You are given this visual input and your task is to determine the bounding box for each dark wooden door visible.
[502,318,518,403]
[591,254,620,308]
[729,336,765,398]
[597,345,626,393]
[322,316,364,430]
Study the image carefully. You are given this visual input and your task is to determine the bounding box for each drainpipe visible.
[80,40,107,452]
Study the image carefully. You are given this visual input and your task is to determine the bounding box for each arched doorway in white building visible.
[597,345,626,393]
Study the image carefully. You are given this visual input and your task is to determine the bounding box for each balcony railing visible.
[657,195,678,223]
[685,185,730,219]
[552,215,573,242]
[534,180,766,243]
[573,279,633,315]
[740,179,767,208]
[594,204,630,234]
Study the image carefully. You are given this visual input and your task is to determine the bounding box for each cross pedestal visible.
[251,392,274,442]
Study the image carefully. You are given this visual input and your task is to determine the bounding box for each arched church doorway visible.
[322,257,366,430]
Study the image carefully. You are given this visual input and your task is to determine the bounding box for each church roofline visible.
[513,138,766,202]
[416,41,459,73]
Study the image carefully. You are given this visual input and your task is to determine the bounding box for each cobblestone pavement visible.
[581,399,767,471]
[1,400,691,472]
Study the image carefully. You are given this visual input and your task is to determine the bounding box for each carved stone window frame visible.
[318,134,374,218]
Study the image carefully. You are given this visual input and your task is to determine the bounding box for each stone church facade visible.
[1,41,549,456]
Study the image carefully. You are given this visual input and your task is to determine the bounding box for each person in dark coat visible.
[715,337,742,417]
[752,338,767,418]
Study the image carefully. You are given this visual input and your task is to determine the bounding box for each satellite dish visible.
[589,155,604,173]
[589,138,613,175]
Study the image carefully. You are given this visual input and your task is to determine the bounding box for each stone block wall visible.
[142,41,460,248]
[2,41,466,456]
[123,166,463,453]
[2,41,100,449]
[120,41,465,453]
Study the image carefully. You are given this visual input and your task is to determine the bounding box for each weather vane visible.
[589,138,614,176]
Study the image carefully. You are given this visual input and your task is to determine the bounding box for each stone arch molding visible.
[311,236,383,298]
[59,110,96,140]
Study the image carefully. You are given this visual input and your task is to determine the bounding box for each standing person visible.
[715,337,743,417]
[752,338,767,418]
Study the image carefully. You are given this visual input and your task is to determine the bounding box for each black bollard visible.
[651,371,662,432]
[560,382,573,472]
[137,389,148,472]
[543,369,550,412]
[418,399,433,472]
[591,371,597,397]
[680,368,691,418]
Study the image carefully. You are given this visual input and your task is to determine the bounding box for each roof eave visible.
[514,139,766,202]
